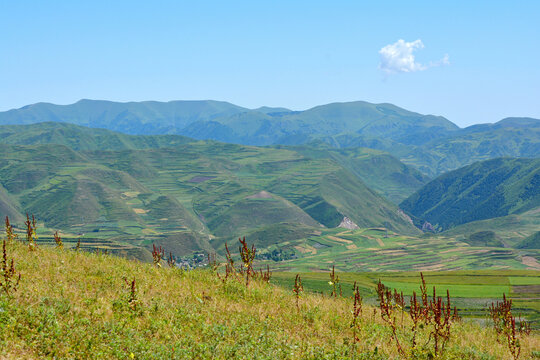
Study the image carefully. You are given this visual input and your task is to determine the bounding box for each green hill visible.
[0,123,430,204]
[400,158,540,231]
[0,122,193,151]
[518,231,540,249]
[441,208,540,248]
[0,139,421,259]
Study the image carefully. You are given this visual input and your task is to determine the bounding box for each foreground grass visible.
[0,242,538,359]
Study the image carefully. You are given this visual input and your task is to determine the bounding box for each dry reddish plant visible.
[292,274,303,310]
[167,252,176,267]
[217,242,236,283]
[519,317,531,336]
[329,265,341,297]
[24,214,38,251]
[1,240,20,296]
[238,237,256,286]
[152,244,165,268]
[257,265,272,283]
[75,238,81,252]
[489,294,524,360]
[419,272,431,321]
[123,277,139,312]
[394,288,405,328]
[409,291,423,348]
[376,279,405,356]
[429,288,453,357]
[351,281,363,344]
[5,216,17,243]
[53,231,63,250]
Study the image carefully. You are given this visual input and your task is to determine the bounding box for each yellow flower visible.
[130,353,135,359]
[328,281,333,285]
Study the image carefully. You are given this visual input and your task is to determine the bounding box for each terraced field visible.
[270,270,540,327]
[256,228,540,272]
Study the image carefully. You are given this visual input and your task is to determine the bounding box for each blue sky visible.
[1,1,539,127]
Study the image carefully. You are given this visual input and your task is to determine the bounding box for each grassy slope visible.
[442,208,540,248]
[255,227,540,273]
[0,122,194,151]
[0,241,538,359]
[0,123,430,204]
[0,142,419,259]
[517,231,540,249]
[400,158,540,230]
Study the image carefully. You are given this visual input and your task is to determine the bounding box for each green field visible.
[270,270,540,327]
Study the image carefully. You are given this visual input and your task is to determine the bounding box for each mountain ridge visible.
[2,99,538,176]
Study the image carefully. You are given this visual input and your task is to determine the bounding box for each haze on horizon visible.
[1,1,539,127]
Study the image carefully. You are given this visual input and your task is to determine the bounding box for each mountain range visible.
[0,100,538,260]
[2,99,539,176]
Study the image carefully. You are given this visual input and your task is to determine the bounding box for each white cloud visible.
[378,39,449,74]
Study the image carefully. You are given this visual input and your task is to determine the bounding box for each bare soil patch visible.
[246,191,273,199]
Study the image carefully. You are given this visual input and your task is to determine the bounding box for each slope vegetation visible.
[400,158,540,231]
[0,139,420,258]
[0,241,538,359]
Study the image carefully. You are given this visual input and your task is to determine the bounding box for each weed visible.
[123,277,140,312]
[257,265,272,283]
[376,279,405,356]
[1,240,20,296]
[329,265,341,297]
[216,242,235,283]
[152,244,164,268]
[409,291,422,349]
[238,237,255,286]
[53,231,63,250]
[393,288,405,328]
[429,288,453,357]
[24,213,38,251]
[75,238,81,252]
[4,216,17,243]
[167,252,176,268]
[489,294,524,359]
[351,281,363,344]
[292,274,303,310]
[519,317,531,336]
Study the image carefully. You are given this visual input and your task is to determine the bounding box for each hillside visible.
[408,117,540,175]
[400,158,540,231]
[0,122,193,151]
[442,208,540,248]
[0,122,430,204]
[0,139,421,259]
[1,100,539,177]
[0,240,538,359]
[518,231,540,249]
